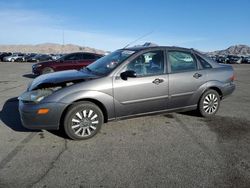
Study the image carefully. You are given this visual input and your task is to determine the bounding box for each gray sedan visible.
[18,46,235,140]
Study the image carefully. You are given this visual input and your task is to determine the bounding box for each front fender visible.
[55,90,115,120]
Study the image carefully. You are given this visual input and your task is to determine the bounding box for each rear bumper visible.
[19,101,67,130]
[221,82,236,99]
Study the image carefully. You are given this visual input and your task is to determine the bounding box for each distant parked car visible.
[3,53,25,62]
[242,56,250,64]
[27,54,52,63]
[50,54,63,60]
[23,53,37,62]
[0,52,12,61]
[226,55,242,64]
[216,56,226,63]
[32,52,103,75]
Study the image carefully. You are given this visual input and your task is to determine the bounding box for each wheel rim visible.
[203,93,219,114]
[71,109,99,137]
[43,68,53,74]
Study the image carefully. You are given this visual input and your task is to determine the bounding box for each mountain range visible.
[0,43,249,56]
[207,45,250,56]
[0,43,105,54]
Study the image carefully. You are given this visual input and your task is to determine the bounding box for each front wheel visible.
[198,89,220,117]
[63,101,104,140]
[42,67,54,74]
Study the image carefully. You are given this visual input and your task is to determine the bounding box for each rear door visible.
[113,49,169,118]
[167,50,207,109]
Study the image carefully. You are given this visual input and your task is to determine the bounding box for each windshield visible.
[57,54,68,61]
[85,49,135,75]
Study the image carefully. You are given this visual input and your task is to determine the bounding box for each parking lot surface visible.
[0,62,250,188]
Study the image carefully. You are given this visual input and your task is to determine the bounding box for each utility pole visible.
[62,29,65,54]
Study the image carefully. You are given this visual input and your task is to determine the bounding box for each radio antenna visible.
[123,31,154,49]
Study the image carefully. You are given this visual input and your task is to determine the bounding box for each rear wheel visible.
[11,58,15,62]
[63,101,104,140]
[198,89,220,117]
[42,67,54,74]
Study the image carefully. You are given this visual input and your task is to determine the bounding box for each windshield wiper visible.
[82,67,105,76]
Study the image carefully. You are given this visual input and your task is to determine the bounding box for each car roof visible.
[124,46,221,68]
[123,46,192,52]
[68,52,103,55]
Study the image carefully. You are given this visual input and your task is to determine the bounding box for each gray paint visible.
[19,46,236,130]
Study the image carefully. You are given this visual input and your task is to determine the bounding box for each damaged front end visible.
[18,80,84,103]
[18,69,100,103]
[18,88,54,103]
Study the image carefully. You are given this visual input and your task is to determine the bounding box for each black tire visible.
[63,101,104,140]
[198,89,220,117]
[42,67,54,74]
[11,58,15,62]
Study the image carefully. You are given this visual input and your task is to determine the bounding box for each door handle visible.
[152,78,164,85]
[193,73,202,79]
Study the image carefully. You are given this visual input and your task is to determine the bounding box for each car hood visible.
[29,69,100,91]
[37,60,54,63]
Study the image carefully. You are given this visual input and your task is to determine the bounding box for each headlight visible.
[18,89,53,103]
[33,64,42,68]
[27,82,32,91]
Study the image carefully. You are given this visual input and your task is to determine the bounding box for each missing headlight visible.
[18,89,53,103]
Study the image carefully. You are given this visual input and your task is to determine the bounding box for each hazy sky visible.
[0,0,249,51]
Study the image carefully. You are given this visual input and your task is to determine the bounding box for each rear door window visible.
[168,51,197,73]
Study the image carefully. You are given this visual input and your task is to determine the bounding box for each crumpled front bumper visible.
[19,100,67,130]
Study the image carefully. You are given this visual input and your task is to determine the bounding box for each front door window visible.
[125,51,165,76]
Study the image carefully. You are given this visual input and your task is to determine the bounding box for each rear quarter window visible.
[196,55,212,69]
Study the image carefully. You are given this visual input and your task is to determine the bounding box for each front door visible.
[113,50,169,118]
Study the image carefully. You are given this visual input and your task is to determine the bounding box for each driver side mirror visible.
[120,70,137,80]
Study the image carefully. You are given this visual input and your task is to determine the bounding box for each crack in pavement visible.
[29,139,68,188]
[0,133,37,170]
[0,84,24,93]
[0,81,17,84]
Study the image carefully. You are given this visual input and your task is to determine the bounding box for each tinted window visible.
[83,54,97,60]
[126,50,164,76]
[75,53,83,60]
[196,55,212,69]
[64,54,78,61]
[168,51,197,73]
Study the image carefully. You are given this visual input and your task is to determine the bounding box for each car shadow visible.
[178,110,200,117]
[0,97,70,139]
[22,74,37,79]
[48,130,69,139]
[0,97,40,132]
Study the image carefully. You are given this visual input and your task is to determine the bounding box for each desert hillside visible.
[207,45,250,56]
[1,43,250,56]
[0,43,106,54]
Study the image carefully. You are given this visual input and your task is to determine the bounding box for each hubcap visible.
[203,93,218,114]
[71,109,99,137]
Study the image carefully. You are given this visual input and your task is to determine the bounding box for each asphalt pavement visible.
[0,62,250,188]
